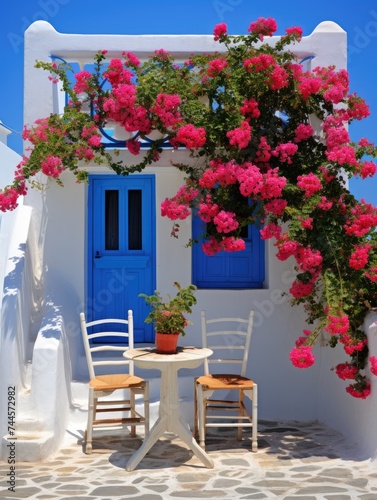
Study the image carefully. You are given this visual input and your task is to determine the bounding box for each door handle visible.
[95,251,101,259]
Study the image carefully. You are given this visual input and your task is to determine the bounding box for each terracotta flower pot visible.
[155,332,179,354]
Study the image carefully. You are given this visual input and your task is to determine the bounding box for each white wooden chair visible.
[194,310,258,451]
[80,310,149,454]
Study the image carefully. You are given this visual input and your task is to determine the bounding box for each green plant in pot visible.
[139,282,197,353]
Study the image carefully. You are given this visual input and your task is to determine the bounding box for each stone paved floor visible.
[1,420,377,499]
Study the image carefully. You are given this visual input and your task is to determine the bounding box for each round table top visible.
[124,346,213,366]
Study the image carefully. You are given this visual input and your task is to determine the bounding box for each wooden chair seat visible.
[196,374,255,390]
[90,374,146,391]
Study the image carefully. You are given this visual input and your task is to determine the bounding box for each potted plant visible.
[139,282,197,353]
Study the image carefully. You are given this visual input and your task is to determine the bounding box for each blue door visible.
[88,175,155,342]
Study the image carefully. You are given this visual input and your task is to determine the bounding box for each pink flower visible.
[202,237,224,256]
[298,217,313,230]
[126,138,141,155]
[275,235,299,261]
[227,121,251,149]
[259,168,287,199]
[290,280,314,298]
[240,98,260,119]
[349,244,371,270]
[248,17,278,40]
[264,199,287,216]
[222,236,246,252]
[88,135,101,147]
[344,200,377,237]
[359,161,377,179]
[207,57,228,77]
[175,124,206,149]
[41,155,64,178]
[326,145,358,167]
[346,382,371,399]
[294,124,314,143]
[289,346,315,368]
[298,76,322,99]
[297,172,322,197]
[269,65,289,90]
[325,314,349,335]
[285,26,303,40]
[213,22,227,41]
[213,210,239,234]
[161,198,190,220]
[295,247,323,273]
[123,51,140,67]
[244,54,276,72]
[340,334,368,355]
[365,267,377,282]
[73,70,92,94]
[237,163,263,197]
[317,196,333,211]
[255,136,272,163]
[260,223,282,240]
[0,188,22,212]
[272,142,298,163]
[369,356,377,376]
[335,362,358,380]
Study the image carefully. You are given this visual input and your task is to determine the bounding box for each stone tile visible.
[2,421,377,499]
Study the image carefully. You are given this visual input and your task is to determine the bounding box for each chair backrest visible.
[201,310,254,377]
[80,310,134,380]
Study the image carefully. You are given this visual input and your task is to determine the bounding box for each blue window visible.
[192,216,265,289]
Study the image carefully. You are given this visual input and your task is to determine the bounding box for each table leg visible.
[173,416,214,468]
[126,416,167,471]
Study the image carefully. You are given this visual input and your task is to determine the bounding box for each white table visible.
[124,346,214,471]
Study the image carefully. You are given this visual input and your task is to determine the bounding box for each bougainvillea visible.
[1,17,377,397]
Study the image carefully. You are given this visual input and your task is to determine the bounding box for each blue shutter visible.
[192,216,265,289]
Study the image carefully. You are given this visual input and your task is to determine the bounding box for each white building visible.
[1,20,377,461]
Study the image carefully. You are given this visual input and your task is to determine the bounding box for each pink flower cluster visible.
[73,70,93,94]
[335,362,358,380]
[227,121,252,149]
[340,334,367,355]
[346,382,371,399]
[213,210,239,233]
[369,356,377,376]
[151,93,182,128]
[240,98,260,119]
[325,313,349,335]
[207,57,228,77]
[213,22,227,41]
[202,236,246,255]
[174,124,206,149]
[297,172,322,197]
[349,243,371,270]
[344,200,377,237]
[248,17,278,40]
[289,280,314,299]
[272,142,298,164]
[365,267,377,282]
[0,184,26,212]
[41,156,65,178]
[289,345,315,368]
[294,123,314,143]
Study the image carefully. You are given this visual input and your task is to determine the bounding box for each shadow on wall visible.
[42,268,87,381]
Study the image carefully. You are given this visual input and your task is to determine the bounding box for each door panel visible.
[88,175,155,342]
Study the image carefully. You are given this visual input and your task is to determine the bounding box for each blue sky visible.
[1,0,377,203]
